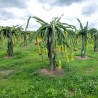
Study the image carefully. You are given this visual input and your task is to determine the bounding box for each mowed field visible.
[0,40,98,98]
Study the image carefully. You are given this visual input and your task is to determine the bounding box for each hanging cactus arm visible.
[36,20,45,25]
[25,16,32,31]
[29,24,50,41]
[61,22,73,27]
[20,25,47,46]
[86,21,88,27]
[61,22,76,30]
[56,26,69,47]
[52,21,56,40]
[57,22,73,31]
[56,14,64,23]
[75,28,78,34]
[56,27,65,39]
[43,28,49,40]
[57,23,66,29]
[77,18,83,30]
[33,16,48,24]
[84,21,88,30]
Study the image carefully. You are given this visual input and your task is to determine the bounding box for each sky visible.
[0,0,98,31]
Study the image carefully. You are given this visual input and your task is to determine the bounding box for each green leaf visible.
[43,28,49,41]
[77,18,83,30]
[36,20,45,25]
[56,26,65,39]
[25,16,31,31]
[61,22,76,29]
[33,16,48,24]
[56,26,69,47]
[52,21,56,48]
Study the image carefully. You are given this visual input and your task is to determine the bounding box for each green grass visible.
[0,41,98,98]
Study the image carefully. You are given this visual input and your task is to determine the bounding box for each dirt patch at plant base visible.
[75,56,91,60]
[4,56,12,59]
[0,69,14,75]
[85,67,94,73]
[40,67,65,77]
[68,91,74,97]
[1,78,7,81]
[23,46,30,47]
[0,69,14,81]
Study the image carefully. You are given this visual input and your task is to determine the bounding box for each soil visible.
[40,67,65,77]
[4,56,12,59]
[68,91,74,97]
[1,78,7,81]
[0,69,14,81]
[23,46,30,47]
[85,67,94,73]
[0,69,14,75]
[75,56,91,60]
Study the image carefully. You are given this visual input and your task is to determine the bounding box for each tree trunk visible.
[94,33,98,52]
[29,33,32,43]
[48,29,55,71]
[81,34,86,58]
[7,37,13,57]
[24,31,27,46]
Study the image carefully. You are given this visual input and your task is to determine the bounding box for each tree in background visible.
[77,19,88,58]
[89,28,98,52]
[1,25,22,57]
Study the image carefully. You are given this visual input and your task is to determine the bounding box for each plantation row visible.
[0,16,98,70]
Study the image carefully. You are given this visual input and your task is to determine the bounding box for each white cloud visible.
[0,0,98,30]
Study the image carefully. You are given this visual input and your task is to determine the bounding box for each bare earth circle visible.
[85,67,94,73]
[0,69,14,75]
[40,67,65,77]
[68,91,74,97]
[75,56,91,60]
[4,56,12,59]
[23,46,30,47]
[0,69,14,81]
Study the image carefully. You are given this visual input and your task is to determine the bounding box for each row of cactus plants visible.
[24,15,98,70]
[0,16,98,70]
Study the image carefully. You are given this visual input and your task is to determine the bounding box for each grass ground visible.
[0,40,98,98]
